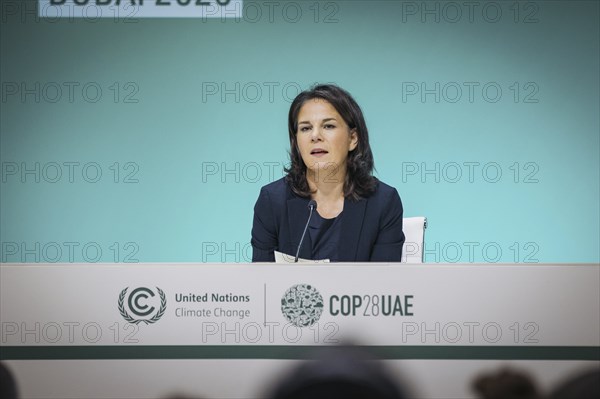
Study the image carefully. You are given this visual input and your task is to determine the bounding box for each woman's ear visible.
[349,129,359,151]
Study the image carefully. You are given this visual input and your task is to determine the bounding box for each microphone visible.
[295,200,317,263]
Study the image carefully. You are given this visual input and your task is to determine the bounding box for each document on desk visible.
[274,250,330,263]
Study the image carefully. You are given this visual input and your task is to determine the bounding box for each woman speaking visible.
[251,84,405,262]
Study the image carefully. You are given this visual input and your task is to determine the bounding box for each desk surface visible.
[1,263,599,360]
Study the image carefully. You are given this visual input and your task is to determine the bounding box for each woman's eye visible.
[300,126,311,132]
[325,124,335,129]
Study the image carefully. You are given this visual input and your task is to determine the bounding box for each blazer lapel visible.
[339,197,368,261]
[287,197,313,260]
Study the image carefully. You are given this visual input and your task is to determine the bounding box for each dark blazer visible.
[251,177,405,262]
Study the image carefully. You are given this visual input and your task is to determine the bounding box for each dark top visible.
[251,177,405,262]
[309,210,343,261]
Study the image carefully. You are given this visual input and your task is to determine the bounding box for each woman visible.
[251,84,404,262]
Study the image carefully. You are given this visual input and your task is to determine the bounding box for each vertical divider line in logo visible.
[263,283,267,327]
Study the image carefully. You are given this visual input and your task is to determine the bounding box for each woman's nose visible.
[310,127,323,141]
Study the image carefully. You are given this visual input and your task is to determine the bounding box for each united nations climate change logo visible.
[281,284,324,327]
[118,287,166,325]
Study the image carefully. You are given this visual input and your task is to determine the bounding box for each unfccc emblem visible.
[118,287,166,325]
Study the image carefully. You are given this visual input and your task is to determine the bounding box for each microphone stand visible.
[295,200,317,262]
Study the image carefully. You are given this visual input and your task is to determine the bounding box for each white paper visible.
[274,250,330,264]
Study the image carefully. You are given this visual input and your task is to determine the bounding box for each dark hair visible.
[472,368,540,399]
[549,368,600,399]
[267,345,406,399]
[0,362,19,399]
[284,84,377,201]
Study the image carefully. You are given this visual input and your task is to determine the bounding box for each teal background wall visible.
[1,0,598,263]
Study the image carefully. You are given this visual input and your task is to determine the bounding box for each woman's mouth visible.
[311,149,329,157]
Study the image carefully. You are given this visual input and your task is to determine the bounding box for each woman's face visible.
[296,98,358,180]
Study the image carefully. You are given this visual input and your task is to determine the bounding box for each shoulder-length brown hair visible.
[284,84,377,201]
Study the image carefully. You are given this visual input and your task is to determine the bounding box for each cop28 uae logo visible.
[281,284,324,327]
[118,287,166,325]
